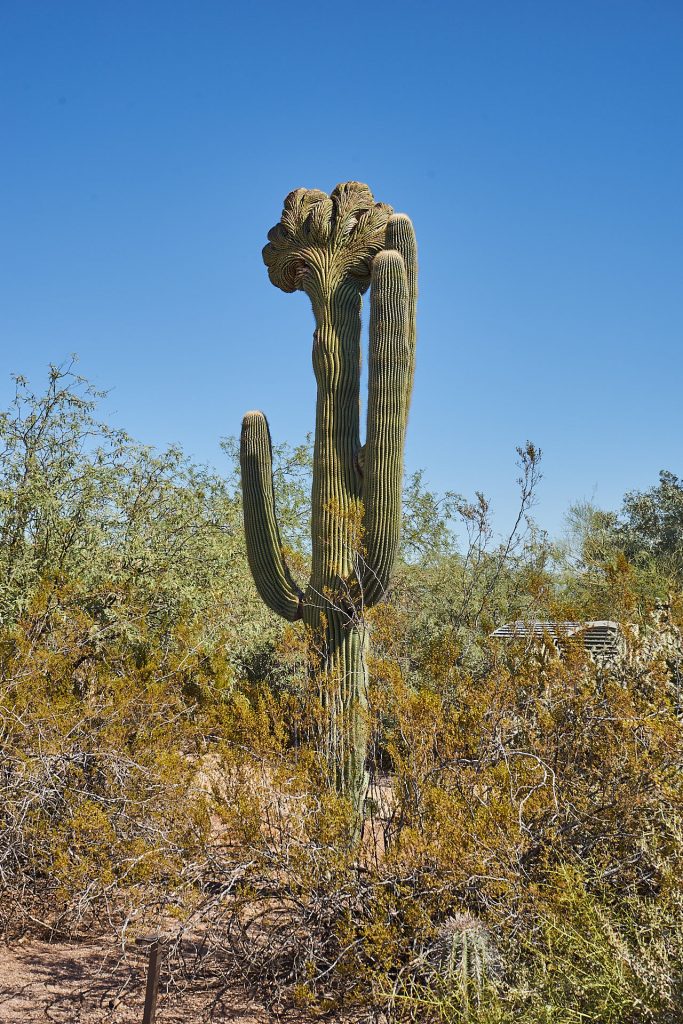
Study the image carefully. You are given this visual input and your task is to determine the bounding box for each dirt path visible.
[0,937,266,1023]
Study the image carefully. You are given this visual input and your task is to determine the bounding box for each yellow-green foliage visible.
[1,367,682,1020]
[174,623,682,1021]
[0,583,214,935]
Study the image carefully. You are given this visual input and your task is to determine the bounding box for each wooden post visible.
[135,937,164,1024]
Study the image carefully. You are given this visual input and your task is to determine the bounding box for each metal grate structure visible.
[491,620,621,659]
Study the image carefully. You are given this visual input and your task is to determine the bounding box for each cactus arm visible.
[361,249,410,607]
[240,410,303,621]
[385,214,418,407]
[355,214,417,479]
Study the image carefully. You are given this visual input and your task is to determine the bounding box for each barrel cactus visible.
[423,914,499,997]
[387,913,499,1017]
[240,182,417,814]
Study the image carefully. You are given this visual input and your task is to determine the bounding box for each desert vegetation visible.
[0,358,681,1022]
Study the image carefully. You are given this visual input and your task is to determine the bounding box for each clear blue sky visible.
[1,1,681,537]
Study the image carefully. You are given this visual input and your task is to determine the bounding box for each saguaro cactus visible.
[240,182,417,813]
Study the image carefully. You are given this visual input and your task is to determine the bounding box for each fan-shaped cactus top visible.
[262,181,393,297]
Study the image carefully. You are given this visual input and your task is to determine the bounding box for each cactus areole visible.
[240,182,417,814]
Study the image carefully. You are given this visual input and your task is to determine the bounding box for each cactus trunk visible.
[305,611,369,813]
[240,183,417,819]
[308,291,363,600]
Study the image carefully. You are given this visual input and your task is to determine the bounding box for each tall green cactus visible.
[240,182,417,813]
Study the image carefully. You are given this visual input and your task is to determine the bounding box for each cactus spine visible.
[240,183,417,813]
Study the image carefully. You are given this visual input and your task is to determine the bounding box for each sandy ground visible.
[0,937,267,1023]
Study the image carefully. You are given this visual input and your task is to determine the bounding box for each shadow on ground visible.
[0,938,266,1023]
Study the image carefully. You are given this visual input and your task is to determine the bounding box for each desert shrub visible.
[176,626,683,1022]
[0,583,217,936]
[1,365,681,1021]
[0,362,283,675]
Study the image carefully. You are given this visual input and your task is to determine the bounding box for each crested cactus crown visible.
[262,182,393,299]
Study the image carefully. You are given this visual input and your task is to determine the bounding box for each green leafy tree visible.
[558,472,683,620]
[619,470,683,582]
[0,361,278,682]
